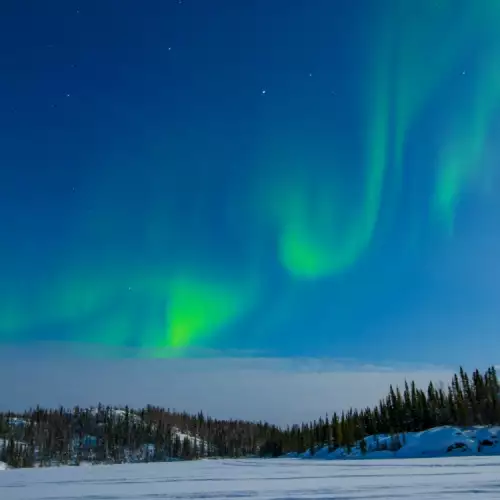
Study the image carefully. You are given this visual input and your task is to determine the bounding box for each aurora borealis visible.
[1,0,500,364]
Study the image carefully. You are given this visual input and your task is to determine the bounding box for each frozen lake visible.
[1,456,500,499]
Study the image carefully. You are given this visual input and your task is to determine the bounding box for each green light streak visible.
[163,272,257,354]
[372,1,500,234]
[3,1,500,353]
[435,48,500,232]
[256,31,391,280]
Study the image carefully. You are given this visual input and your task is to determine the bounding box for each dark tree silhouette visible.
[1,366,498,468]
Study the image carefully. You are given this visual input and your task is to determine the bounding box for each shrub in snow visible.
[446,442,468,453]
[479,439,495,447]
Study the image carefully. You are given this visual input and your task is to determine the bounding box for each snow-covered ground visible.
[292,426,500,460]
[1,457,500,499]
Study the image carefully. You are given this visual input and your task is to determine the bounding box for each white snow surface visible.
[1,456,500,499]
[293,426,500,460]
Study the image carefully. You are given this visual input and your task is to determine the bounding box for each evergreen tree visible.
[359,437,367,455]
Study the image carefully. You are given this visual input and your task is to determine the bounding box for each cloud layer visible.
[0,345,454,425]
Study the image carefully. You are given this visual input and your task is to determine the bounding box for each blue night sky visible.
[1,0,500,417]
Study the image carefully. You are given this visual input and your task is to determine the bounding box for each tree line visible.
[261,366,500,457]
[1,365,498,467]
[0,404,274,467]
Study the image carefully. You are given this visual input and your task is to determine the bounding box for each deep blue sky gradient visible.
[1,0,499,368]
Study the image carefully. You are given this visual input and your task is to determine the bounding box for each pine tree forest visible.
[1,366,498,468]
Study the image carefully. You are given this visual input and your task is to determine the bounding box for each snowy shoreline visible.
[286,425,500,461]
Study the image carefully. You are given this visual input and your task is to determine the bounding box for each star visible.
[261,89,267,95]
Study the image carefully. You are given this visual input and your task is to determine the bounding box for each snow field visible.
[1,456,500,499]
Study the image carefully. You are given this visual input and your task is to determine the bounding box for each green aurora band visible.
[435,46,500,231]
[261,0,500,279]
[2,2,500,354]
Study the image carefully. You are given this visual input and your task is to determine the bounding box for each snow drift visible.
[290,425,500,460]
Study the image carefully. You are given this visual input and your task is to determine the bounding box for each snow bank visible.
[397,427,475,457]
[0,462,7,471]
[293,425,500,460]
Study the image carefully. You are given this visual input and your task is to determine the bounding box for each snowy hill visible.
[289,425,500,460]
[1,407,211,467]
